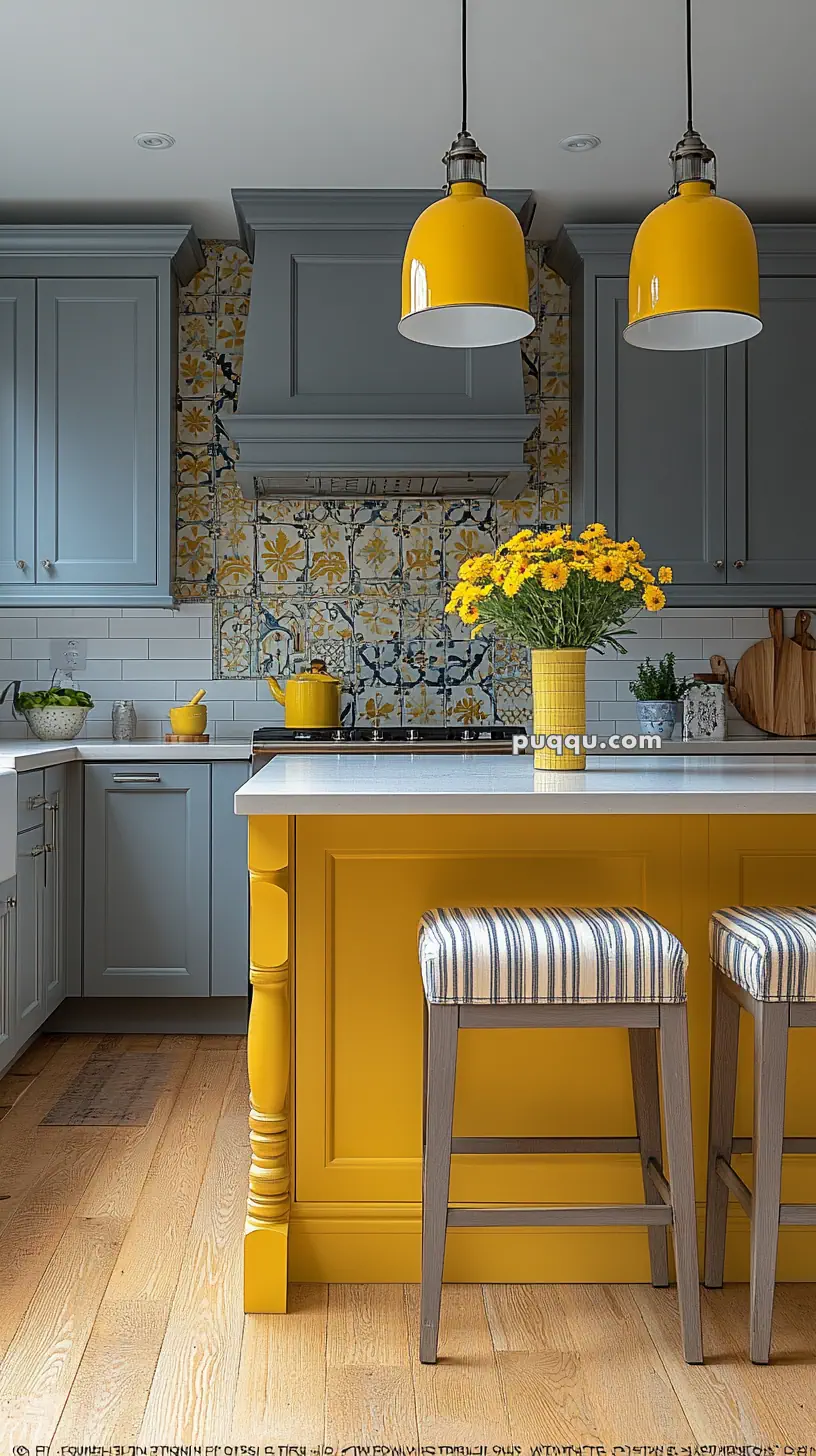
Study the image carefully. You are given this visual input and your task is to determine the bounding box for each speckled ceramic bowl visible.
[24,706,89,740]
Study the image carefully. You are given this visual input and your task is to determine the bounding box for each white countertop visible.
[235,751,816,815]
[0,739,251,771]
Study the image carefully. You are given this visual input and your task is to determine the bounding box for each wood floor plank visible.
[0,1131,113,1360]
[51,1300,169,1447]
[138,1054,247,1443]
[107,1048,235,1304]
[158,1034,201,1050]
[325,1285,418,1447]
[0,1214,125,1446]
[557,1283,696,1443]
[10,1035,67,1077]
[0,1073,36,1107]
[635,1283,816,1442]
[406,1283,511,1443]
[484,1284,602,1441]
[234,1284,328,1444]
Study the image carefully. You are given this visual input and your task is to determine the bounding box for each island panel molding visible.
[244,800,816,1308]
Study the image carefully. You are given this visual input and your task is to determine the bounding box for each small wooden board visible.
[164,732,209,742]
[710,606,816,736]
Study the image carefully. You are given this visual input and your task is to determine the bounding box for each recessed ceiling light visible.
[134,132,176,151]
[560,134,601,153]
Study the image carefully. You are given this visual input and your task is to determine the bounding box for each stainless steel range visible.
[252,724,516,764]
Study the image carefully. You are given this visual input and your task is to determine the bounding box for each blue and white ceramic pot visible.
[636,700,680,740]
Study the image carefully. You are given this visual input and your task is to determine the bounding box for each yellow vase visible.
[531,648,587,771]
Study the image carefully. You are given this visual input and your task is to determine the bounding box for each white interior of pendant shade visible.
[399,304,535,348]
[623,309,763,351]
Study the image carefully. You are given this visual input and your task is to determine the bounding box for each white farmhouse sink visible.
[0,770,16,882]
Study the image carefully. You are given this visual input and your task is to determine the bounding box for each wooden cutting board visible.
[710,606,816,736]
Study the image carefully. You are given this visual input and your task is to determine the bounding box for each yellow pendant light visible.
[398,0,534,349]
[625,0,760,351]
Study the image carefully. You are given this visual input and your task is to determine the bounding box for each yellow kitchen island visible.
[234,752,816,1312]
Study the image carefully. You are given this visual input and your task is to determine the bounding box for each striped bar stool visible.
[704,906,816,1363]
[418,906,703,1366]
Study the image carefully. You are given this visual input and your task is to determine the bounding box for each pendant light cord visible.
[685,0,694,132]
[461,0,468,134]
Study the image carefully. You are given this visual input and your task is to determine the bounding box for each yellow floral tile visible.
[353,522,400,582]
[176,522,215,584]
[180,261,216,299]
[541,400,569,440]
[178,400,215,445]
[310,597,355,643]
[402,595,444,638]
[179,350,216,398]
[540,314,569,398]
[355,591,400,642]
[177,484,213,525]
[173,577,210,602]
[496,492,537,538]
[539,261,568,314]
[218,245,253,294]
[309,517,350,592]
[446,684,493,726]
[177,446,212,487]
[402,525,442,593]
[445,525,494,582]
[355,689,400,726]
[541,485,570,522]
[216,305,248,355]
[218,479,254,530]
[540,438,569,482]
[215,599,254,678]
[180,313,215,353]
[216,536,254,594]
[257,522,307,589]
[403,682,445,724]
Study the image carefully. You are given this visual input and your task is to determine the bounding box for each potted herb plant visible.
[446,523,674,770]
[628,653,691,739]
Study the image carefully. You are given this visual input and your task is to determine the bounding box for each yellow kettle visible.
[266,658,342,728]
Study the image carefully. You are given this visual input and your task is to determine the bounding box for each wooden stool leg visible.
[749,1000,789,1364]
[659,1002,703,1364]
[420,1002,458,1364]
[629,1027,669,1287]
[704,970,741,1287]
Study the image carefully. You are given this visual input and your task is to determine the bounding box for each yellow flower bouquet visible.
[446,523,672,650]
[446,524,674,772]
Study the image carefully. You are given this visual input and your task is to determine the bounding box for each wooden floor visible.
[2,1035,816,1445]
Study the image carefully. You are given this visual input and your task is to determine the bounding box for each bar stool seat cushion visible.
[710,906,816,1002]
[418,906,687,1005]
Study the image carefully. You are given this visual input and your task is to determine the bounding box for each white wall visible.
[0,601,800,741]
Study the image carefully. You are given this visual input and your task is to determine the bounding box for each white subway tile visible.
[36,617,110,638]
[86,639,148,659]
[110,616,198,638]
[125,659,213,681]
[0,616,36,637]
[663,616,731,638]
[0,639,10,659]
[176,678,258,700]
[148,638,210,659]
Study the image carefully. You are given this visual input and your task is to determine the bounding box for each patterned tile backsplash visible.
[174,238,570,725]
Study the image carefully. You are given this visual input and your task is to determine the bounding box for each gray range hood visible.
[224,189,535,499]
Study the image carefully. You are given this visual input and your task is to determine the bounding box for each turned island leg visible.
[245,815,292,1313]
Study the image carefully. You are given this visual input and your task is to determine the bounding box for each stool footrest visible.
[715,1155,753,1218]
[780,1203,816,1225]
[646,1157,673,1206]
[446,1204,673,1228]
[732,1136,816,1155]
[450,1135,640,1155]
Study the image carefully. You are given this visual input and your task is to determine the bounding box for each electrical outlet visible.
[50,638,87,677]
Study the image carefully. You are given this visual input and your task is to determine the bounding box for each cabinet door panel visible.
[36,277,158,586]
[726,278,816,587]
[44,763,67,1014]
[83,764,210,996]
[0,877,15,1069]
[594,279,726,586]
[0,280,35,589]
[16,826,46,1039]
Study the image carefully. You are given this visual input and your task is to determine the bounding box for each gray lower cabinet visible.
[83,763,212,996]
[550,223,816,606]
[0,877,16,1067]
[44,763,67,1014]
[15,825,48,1044]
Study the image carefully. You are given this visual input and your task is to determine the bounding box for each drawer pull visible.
[112,773,161,784]
[26,793,48,810]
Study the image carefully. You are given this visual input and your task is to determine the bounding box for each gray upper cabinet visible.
[0,280,35,589]
[83,763,211,997]
[36,278,158,591]
[0,226,203,608]
[550,223,816,606]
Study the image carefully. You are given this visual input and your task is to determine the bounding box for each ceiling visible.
[4,0,813,240]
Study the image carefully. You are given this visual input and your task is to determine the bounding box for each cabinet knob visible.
[733,559,745,569]
[15,559,26,570]
[5,897,15,910]
[41,558,54,571]
[714,559,724,570]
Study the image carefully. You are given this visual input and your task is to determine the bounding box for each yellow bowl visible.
[169,704,208,735]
